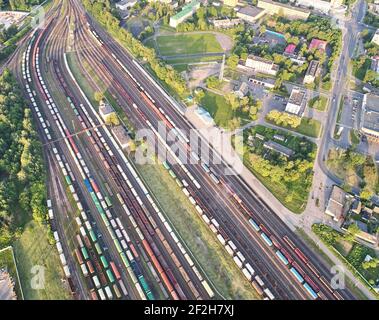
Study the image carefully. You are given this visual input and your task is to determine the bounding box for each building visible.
[294,0,331,14]
[372,29,379,46]
[257,0,311,20]
[351,221,378,245]
[223,0,239,6]
[309,38,328,53]
[0,269,16,300]
[371,56,379,73]
[99,100,116,123]
[248,76,275,89]
[235,81,249,98]
[285,87,307,116]
[210,18,242,28]
[115,0,138,18]
[244,55,279,76]
[360,93,379,142]
[236,5,266,23]
[303,60,320,84]
[289,55,306,65]
[263,140,294,158]
[112,126,132,149]
[284,44,297,55]
[169,0,200,28]
[115,0,138,10]
[325,185,352,223]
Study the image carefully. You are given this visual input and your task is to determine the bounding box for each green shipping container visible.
[100,255,109,269]
[81,247,89,260]
[120,252,130,268]
[106,269,115,283]
[95,242,102,255]
[89,230,97,242]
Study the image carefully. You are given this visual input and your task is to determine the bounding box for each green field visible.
[153,33,223,56]
[135,162,259,300]
[267,116,322,138]
[200,91,250,129]
[13,222,71,300]
[308,95,328,111]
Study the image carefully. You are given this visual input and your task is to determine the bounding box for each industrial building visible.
[325,185,353,224]
[244,55,279,76]
[169,0,200,28]
[99,100,117,123]
[210,18,242,28]
[248,76,275,89]
[236,5,266,23]
[234,82,249,98]
[284,87,307,116]
[257,0,311,20]
[112,126,132,149]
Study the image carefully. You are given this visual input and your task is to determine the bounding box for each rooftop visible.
[171,0,200,20]
[284,44,297,55]
[112,125,131,148]
[288,87,307,106]
[325,185,348,221]
[258,0,311,13]
[247,55,279,71]
[309,38,328,52]
[361,94,379,136]
[237,5,264,17]
[263,140,294,158]
[305,60,320,77]
[99,101,115,116]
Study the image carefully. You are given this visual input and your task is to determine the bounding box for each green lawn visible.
[353,58,371,81]
[154,33,223,56]
[266,117,322,138]
[135,163,259,300]
[200,91,249,129]
[350,129,361,145]
[296,117,322,138]
[308,95,328,111]
[13,222,71,300]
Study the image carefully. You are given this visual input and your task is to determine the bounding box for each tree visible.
[344,223,360,242]
[94,91,104,102]
[360,187,373,201]
[105,113,120,126]
[362,258,379,270]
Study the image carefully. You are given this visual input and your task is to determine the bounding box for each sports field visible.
[155,33,223,56]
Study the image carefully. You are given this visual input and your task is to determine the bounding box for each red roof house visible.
[284,44,296,55]
[309,38,328,52]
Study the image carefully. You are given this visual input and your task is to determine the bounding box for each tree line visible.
[0,69,47,247]
[82,0,188,96]
[0,0,43,11]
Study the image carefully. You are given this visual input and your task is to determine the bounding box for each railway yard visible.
[2,0,365,301]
